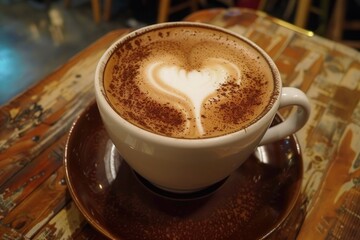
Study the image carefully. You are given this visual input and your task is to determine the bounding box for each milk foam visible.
[147,58,242,135]
[103,24,275,139]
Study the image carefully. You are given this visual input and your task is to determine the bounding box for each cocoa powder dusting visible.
[222,83,263,125]
[204,71,268,132]
[104,25,275,138]
[105,38,186,137]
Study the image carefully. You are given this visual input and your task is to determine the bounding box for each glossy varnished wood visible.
[1,8,359,239]
[0,29,130,238]
[184,8,360,239]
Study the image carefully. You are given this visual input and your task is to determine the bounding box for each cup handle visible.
[259,87,311,145]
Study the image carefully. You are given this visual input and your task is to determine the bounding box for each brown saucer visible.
[64,101,303,240]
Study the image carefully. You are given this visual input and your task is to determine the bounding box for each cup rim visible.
[94,21,282,147]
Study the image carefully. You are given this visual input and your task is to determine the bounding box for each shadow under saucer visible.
[64,101,303,240]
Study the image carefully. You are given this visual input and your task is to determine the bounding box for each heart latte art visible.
[148,59,241,135]
[104,25,275,139]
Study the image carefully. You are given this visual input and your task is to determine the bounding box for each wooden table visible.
[1,8,359,239]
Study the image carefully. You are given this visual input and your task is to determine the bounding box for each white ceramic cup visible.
[95,22,310,193]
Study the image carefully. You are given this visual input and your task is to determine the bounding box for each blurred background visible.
[0,0,359,105]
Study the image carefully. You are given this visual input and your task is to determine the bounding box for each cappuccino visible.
[103,24,276,139]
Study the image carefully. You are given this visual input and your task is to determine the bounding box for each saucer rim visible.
[64,101,303,239]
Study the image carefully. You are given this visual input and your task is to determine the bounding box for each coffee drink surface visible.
[103,24,276,139]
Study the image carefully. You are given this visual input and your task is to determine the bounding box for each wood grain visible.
[1,8,359,239]
[0,30,130,238]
